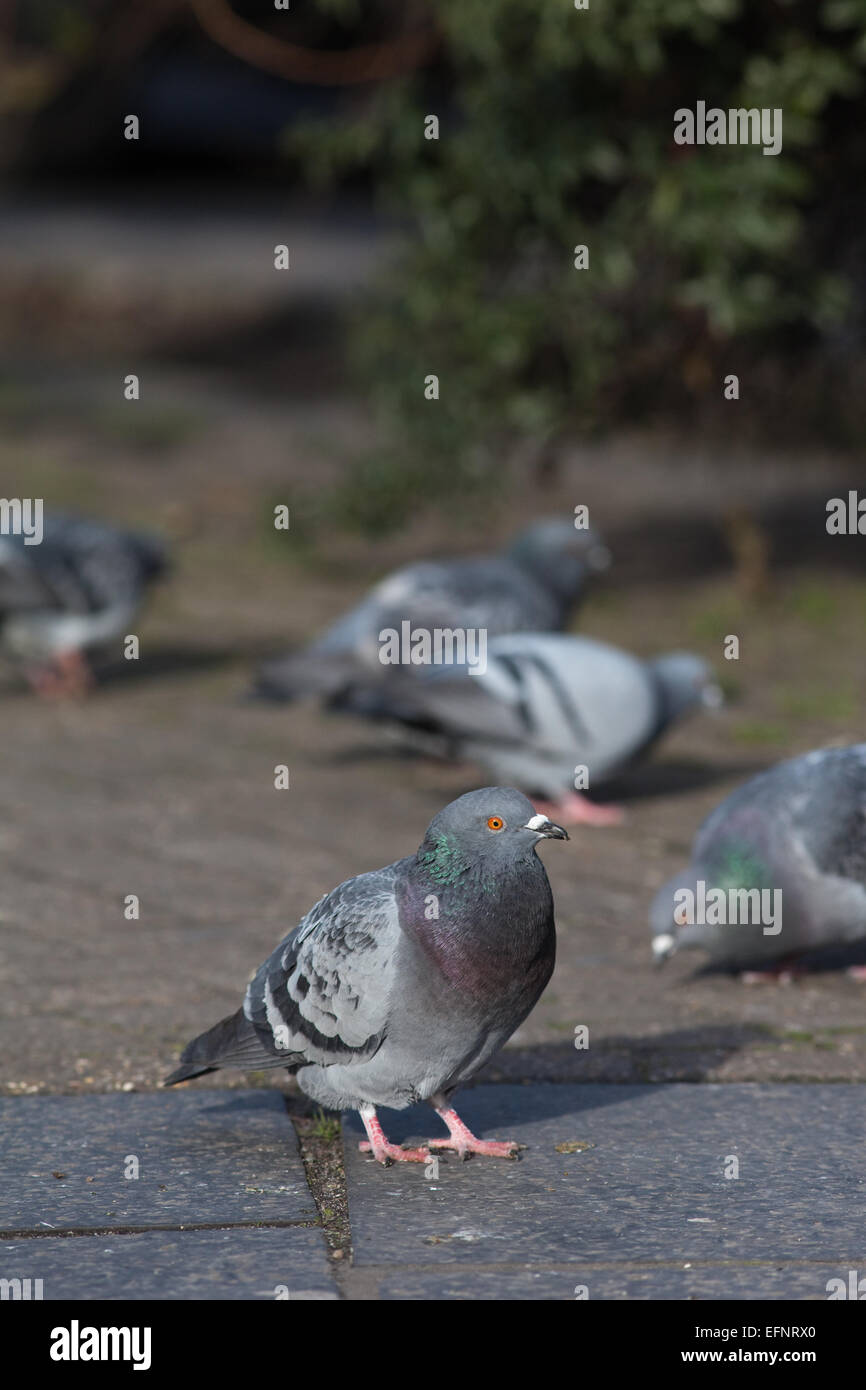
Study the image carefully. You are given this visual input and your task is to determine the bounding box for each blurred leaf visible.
[291,0,866,531]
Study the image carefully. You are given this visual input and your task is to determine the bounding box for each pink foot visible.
[358,1106,429,1165]
[426,1135,521,1159]
[846,965,866,982]
[425,1106,523,1160]
[27,649,93,699]
[534,792,623,827]
[740,964,802,985]
[358,1139,429,1165]
[27,666,61,697]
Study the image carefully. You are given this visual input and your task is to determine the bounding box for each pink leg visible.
[27,665,61,697]
[534,792,623,827]
[358,1106,429,1165]
[425,1106,523,1160]
[56,649,93,695]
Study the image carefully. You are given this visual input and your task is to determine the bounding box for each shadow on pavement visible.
[476,1023,774,1089]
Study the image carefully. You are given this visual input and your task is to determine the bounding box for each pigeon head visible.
[652,806,791,968]
[650,850,775,965]
[647,651,723,726]
[650,869,711,964]
[417,786,567,887]
[508,518,610,603]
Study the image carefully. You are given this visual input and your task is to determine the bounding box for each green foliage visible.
[784,580,839,624]
[775,682,856,719]
[290,1,866,529]
[309,1108,341,1142]
[90,405,204,452]
[730,718,789,744]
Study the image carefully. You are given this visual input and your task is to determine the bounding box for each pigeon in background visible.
[651,744,866,978]
[0,513,168,695]
[336,634,721,825]
[253,517,609,703]
[165,787,568,1164]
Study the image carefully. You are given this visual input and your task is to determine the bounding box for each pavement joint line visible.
[343,1257,866,1274]
[4,1076,866,1096]
[0,1220,322,1240]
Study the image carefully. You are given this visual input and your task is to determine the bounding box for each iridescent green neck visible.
[713,844,769,890]
[418,833,471,885]
[417,833,496,894]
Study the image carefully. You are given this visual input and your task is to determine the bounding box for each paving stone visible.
[0,1227,337,1300]
[1,1092,316,1231]
[343,1084,866,1284]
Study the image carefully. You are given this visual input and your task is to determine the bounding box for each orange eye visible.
[487,816,505,831]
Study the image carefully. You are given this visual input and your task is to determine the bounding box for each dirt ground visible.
[2,379,866,1098]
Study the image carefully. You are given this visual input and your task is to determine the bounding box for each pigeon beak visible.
[523,814,569,841]
[701,682,724,711]
[587,544,611,573]
[652,933,676,966]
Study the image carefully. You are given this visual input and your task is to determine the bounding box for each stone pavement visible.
[1,1092,335,1300]
[341,1082,866,1300]
[2,1083,863,1300]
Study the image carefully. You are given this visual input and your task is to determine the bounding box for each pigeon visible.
[165,787,568,1164]
[253,517,609,703]
[336,634,721,825]
[0,513,168,695]
[651,744,866,976]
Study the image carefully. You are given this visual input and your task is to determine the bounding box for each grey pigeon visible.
[651,744,866,975]
[0,512,168,694]
[337,634,721,825]
[253,517,609,703]
[165,787,567,1163]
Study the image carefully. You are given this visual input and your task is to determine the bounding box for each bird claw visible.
[425,1137,524,1160]
[358,1139,429,1164]
[740,966,801,985]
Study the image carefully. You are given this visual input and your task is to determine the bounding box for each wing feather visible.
[242,861,405,1067]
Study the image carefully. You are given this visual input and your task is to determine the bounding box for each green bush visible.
[290,0,866,530]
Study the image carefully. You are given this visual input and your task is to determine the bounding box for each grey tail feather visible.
[163,1007,271,1086]
[251,650,356,703]
[130,530,170,583]
[329,679,438,730]
[163,1060,217,1086]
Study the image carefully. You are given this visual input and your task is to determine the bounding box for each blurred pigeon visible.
[253,517,609,703]
[651,744,866,976]
[337,634,721,825]
[0,513,168,695]
[165,787,567,1164]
